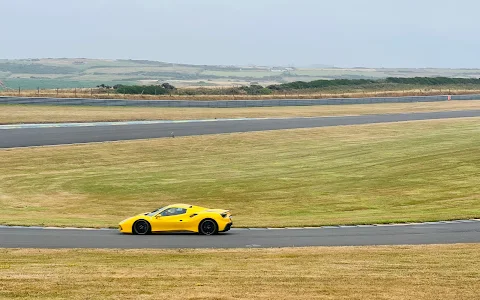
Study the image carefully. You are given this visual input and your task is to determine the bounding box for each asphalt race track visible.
[0,221,479,248]
[1,110,480,148]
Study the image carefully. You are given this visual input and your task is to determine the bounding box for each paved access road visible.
[1,110,480,148]
[1,221,479,249]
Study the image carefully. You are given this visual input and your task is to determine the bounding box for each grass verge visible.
[1,100,480,124]
[2,87,480,100]
[1,118,480,228]
[0,244,479,300]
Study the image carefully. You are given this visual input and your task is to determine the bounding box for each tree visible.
[161,83,176,90]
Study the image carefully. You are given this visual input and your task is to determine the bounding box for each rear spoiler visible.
[205,209,231,216]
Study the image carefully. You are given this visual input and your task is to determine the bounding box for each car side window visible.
[160,207,187,217]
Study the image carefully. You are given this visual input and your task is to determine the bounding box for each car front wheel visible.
[133,220,150,235]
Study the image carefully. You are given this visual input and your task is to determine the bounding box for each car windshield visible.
[146,206,165,216]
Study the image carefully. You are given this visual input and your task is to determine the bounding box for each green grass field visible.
[1,118,479,228]
[1,244,479,300]
[4,58,480,89]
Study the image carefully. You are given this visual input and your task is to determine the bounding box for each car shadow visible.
[116,231,236,236]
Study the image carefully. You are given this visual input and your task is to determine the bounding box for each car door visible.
[151,207,188,232]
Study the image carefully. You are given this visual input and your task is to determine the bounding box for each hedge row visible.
[108,77,480,95]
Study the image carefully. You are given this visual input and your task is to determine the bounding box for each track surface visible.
[1,222,479,248]
[1,110,480,148]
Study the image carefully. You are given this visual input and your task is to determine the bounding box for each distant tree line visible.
[267,79,376,90]
[267,77,480,90]
[112,83,176,95]
[384,77,480,85]
[98,77,480,96]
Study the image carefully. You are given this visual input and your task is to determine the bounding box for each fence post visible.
[37,87,39,96]
[56,88,58,97]
[74,88,77,97]
[18,87,20,96]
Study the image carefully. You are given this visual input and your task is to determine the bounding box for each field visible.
[1,244,479,299]
[1,118,480,228]
[1,100,480,124]
[4,58,480,89]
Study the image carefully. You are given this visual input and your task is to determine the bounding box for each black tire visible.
[132,220,151,235]
[199,219,218,235]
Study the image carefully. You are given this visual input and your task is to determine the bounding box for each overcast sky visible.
[1,0,479,67]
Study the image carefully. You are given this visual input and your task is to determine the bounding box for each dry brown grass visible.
[1,88,480,100]
[2,100,480,124]
[0,244,479,299]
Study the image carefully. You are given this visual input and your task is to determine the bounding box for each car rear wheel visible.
[199,219,218,235]
[133,220,150,235]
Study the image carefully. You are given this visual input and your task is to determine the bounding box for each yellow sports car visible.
[119,203,233,235]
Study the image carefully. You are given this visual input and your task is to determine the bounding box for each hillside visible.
[2,58,480,90]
